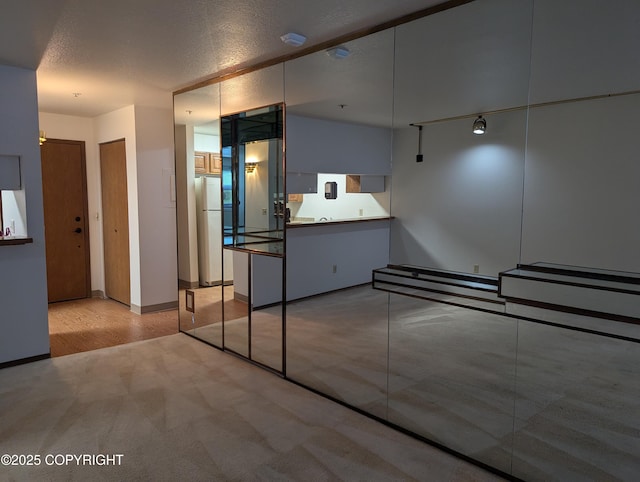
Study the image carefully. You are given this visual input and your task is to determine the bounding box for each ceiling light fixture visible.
[472,115,486,135]
[280,32,307,47]
[326,46,350,59]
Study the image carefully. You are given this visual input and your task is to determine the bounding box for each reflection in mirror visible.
[286,285,390,418]
[220,104,285,364]
[284,28,395,412]
[387,292,517,474]
[250,254,283,371]
[174,83,226,347]
[390,0,534,277]
[284,29,394,126]
[387,0,533,473]
[222,249,249,358]
[221,104,284,254]
[218,64,285,366]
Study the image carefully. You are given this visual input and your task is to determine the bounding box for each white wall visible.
[0,65,49,364]
[518,0,640,273]
[175,124,199,285]
[389,0,640,277]
[252,254,283,307]
[392,0,533,125]
[245,140,270,230]
[194,132,219,153]
[134,105,178,308]
[38,112,103,292]
[1,190,27,236]
[528,0,640,104]
[521,95,640,272]
[287,220,390,300]
[232,250,249,298]
[390,110,527,276]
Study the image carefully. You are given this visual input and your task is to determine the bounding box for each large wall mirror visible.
[174,65,286,371]
[218,65,285,371]
[390,0,533,276]
[221,104,284,252]
[221,103,285,370]
[173,0,640,478]
[386,0,534,474]
[174,83,225,348]
[283,28,395,416]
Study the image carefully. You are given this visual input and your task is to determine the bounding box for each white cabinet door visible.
[287,172,317,193]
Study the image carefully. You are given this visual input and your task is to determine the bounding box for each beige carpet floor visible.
[0,333,502,481]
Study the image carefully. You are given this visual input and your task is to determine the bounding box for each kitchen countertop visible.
[0,236,33,246]
[287,216,393,228]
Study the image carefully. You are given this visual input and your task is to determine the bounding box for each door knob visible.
[74,228,82,233]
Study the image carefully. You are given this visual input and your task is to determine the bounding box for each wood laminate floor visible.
[48,297,179,357]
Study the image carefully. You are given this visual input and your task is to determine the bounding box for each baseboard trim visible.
[0,353,50,370]
[131,301,179,314]
[178,279,200,289]
[91,290,106,299]
[234,293,249,303]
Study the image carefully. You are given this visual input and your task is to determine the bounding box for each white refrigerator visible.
[196,176,233,286]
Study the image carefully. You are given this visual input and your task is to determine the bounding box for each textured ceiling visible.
[0,0,444,118]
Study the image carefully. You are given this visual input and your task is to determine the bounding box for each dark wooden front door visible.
[41,139,91,303]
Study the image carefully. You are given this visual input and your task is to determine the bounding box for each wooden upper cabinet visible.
[346,175,385,193]
[195,151,221,174]
[210,154,221,174]
[195,151,208,174]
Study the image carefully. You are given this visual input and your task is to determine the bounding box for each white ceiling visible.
[1,0,445,118]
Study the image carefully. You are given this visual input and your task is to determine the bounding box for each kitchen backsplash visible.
[288,173,390,221]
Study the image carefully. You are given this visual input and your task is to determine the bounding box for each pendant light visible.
[472,115,486,135]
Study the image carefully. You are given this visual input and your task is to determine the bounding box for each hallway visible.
[48,298,178,357]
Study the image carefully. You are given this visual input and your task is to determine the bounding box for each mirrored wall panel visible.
[387,292,517,474]
[174,83,225,347]
[512,319,640,481]
[386,0,533,473]
[218,65,285,370]
[283,28,394,413]
[221,104,284,254]
[250,254,284,372]
[171,1,640,479]
[389,0,534,277]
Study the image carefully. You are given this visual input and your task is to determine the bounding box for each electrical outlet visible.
[473,264,480,274]
[332,264,337,274]
[359,208,363,216]
[262,208,267,215]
